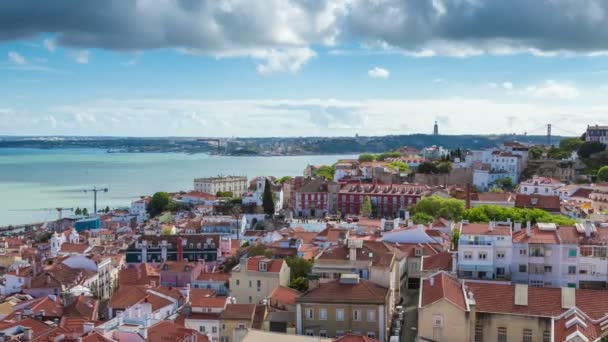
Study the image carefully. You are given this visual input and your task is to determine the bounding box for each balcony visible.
[460,240,492,246]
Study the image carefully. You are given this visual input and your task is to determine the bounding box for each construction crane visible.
[8,207,74,220]
[82,186,108,216]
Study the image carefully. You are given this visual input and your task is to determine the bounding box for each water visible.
[0,148,356,226]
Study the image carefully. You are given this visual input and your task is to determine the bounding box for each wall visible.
[414,167,473,186]
[418,299,470,342]
[475,312,552,342]
[297,303,386,341]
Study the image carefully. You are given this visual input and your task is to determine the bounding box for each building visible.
[194,176,248,196]
[241,177,284,212]
[294,179,339,218]
[130,198,149,223]
[469,192,516,207]
[586,124,608,143]
[519,176,566,196]
[337,183,431,218]
[220,304,265,342]
[296,274,390,341]
[457,222,513,280]
[418,271,608,342]
[182,290,229,342]
[159,261,204,287]
[229,257,290,305]
[515,194,561,213]
[192,272,231,295]
[125,235,221,263]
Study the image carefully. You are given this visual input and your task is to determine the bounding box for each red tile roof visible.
[147,320,208,342]
[460,223,511,236]
[59,243,89,254]
[189,290,226,309]
[197,272,230,282]
[270,286,301,306]
[512,226,560,244]
[246,257,283,273]
[421,252,453,272]
[420,272,466,311]
[221,304,256,320]
[570,188,593,199]
[334,335,380,342]
[298,279,388,304]
[515,194,561,212]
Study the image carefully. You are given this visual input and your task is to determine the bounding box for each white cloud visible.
[524,80,580,100]
[254,48,316,75]
[501,82,514,90]
[72,50,90,64]
[368,67,390,79]
[8,51,26,65]
[433,78,445,84]
[43,38,56,52]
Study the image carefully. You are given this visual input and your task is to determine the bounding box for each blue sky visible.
[1,1,608,137]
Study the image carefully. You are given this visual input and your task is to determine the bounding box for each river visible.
[0,148,356,226]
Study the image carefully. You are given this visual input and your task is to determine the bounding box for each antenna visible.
[82,186,109,216]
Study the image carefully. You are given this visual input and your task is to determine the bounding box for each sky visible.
[1,0,608,137]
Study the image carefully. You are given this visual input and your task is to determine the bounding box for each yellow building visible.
[418,271,608,342]
[230,257,290,304]
[296,274,390,342]
[220,303,265,342]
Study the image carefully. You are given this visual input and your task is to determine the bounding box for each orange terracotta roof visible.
[147,320,208,342]
[515,194,561,212]
[246,257,283,273]
[0,317,54,339]
[64,295,98,321]
[460,223,511,236]
[221,304,256,320]
[197,272,230,282]
[421,252,453,272]
[298,279,388,304]
[334,335,380,342]
[189,290,226,309]
[512,226,560,244]
[59,243,89,254]
[420,272,466,311]
[270,286,301,306]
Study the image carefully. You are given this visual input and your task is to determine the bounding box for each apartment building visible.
[457,222,513,280]
[586,124,608,143]
[220,304,265,342]
[519,176,566,196]
[229,257,290,304]
[418,271,608,342]
[337,183,431,218]
[194,176,248,196]
[296,274,390,342]
[295,178,340,218]
[125,235,220,263]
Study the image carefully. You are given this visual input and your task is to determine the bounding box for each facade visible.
[457,222,513,280]
[220,304,264,342]
[159,261,204,287]
[229,257,290,304]
[294,179,339,218]
[337,183,431,218]
[518,176,566,196]
[194,176,248,196]
[125,235,221,263]
[514,194,561,213]
[130,198,149,223]
[296,275,390,342]
[586,124,608,143]
[418,271,608,342]
[241,177,284,211]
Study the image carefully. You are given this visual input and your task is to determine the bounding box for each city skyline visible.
[1,1,608,137]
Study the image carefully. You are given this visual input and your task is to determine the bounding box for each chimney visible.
[514,222,522,232]
[514,284,528,306]
[429,276,435,286]
[22,327,33,341]
[465,183,471,209]
[83,322,94,334]
[561,287,576,309]
[526,221,531,237]
[488,221,494,232]
[15,311,22,321]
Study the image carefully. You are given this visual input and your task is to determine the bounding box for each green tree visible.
[578,141,607,158]
[275,176,292,184]
[315,165,336,180]
[462,205,575,225]
[74,207,82,215]
[547,146,570,160]
[598,166,608,182]
[358,154,376,162]
[529,146,543,160]
[216,191,234,198]
[285,256,313,280]
[417,162,438,174]
[413,196,464,221]
[361,196,373,217]
[262,178,275,215]
[82,208,89,216]
[387,160,410,172]
[559,137,584,152]
[147,192,172,217]
[104,206,110,213]
[248,244,273,258]
[494,177,513,191]
[377,152,401,161]
[411,212,433,225]
[489,186,504,193]
[451,229,460,249]
[221,256,239,273]
[161,226,173,235]
[437,161,453,174]
[290,277,308,292]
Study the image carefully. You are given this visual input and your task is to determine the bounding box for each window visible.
[248,296,252,303]
[523,329,532,342]
[305,308,314,320]
[497,327,507,342]
[464,252,472,260]
[367,332,376,339]
[520,249,527,256]
[367,310,376,322]
[353,309,361,321]
[249,280,252,288]
[474,320,484,342]
[212,327,217,333]
[432,315,443,327]
[568,266,576,274]
[199,326,206,332]
[496,251,505,259]
[581,246,593,257]
[222,324,226,331]
[319,308,327,320]
[336,331,345,337]
[257,280,261,291]
[519,264,527,273]
[542,331,550,342]
[336,309,344,321]
[544,266,552,273]
[569,249,577,257]
[496,268,505,278]
[259,262,267,272]
[530,280,544,287]
[478,271,487,279]
[478,252,487,260]
[221,337,228,342]
[319,330,327,337]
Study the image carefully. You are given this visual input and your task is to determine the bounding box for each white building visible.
[194,176,248,196]
[457,221,513,280]
[472,152,522,191]
[519,176,566,196]
[130,198,149,224]
[49,229,80,257]
[241,177,284,211]
[586,124,608,143]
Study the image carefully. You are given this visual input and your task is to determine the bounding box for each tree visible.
[147,192,172,217]
[417,162,438,174]
[290,277,308,292]
[247,244,273,258]
[377,151,401,161]
[559,137,584,152]
[411,212,433,225]
[262,178,275,215]
[494,177,513,191]
[285,256,313,280]
[275,176,292,184]
[529,146,543,160]
[547,146,570,160]
[387,160,410,172]
[598,166,608,182]
[437,161,453,174]
[221,256,239,273]
[462,205,575,225]
[314,165,335,180]
[104,206,110,213]
[161,226,173,235]
[578,141,607,158]
[82,208,89,216]
[361,196,372,217]
[358,154,376,162]
[489,186,504,193]
[451,229,460,249]
[216,191,234,198]
[413,196,465,221]
[74,207,82,215]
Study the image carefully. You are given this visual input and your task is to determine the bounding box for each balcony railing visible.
[460,240,492,246]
